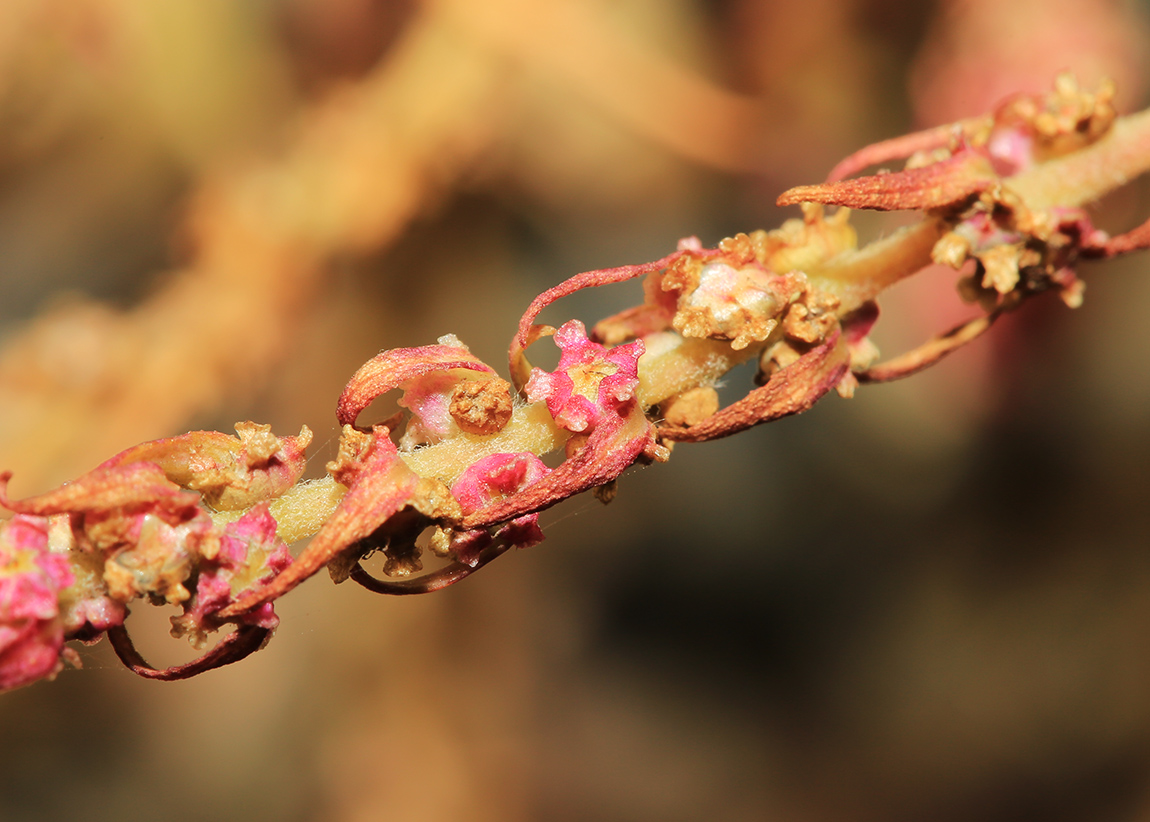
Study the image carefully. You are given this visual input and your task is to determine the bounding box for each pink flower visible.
[171,505,292,648]
[465,322,663,530]
[525,320,643,433]
[0,516,73,691]
[449,452,550,563]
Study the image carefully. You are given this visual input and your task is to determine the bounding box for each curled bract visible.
[337,339,500,444]
[219,426,427,617]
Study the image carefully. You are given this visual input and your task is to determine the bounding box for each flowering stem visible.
[3,77,1149,691]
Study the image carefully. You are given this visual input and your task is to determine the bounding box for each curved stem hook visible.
[349,540,513,595]
[856,312,999,384]
[108,623,272,681]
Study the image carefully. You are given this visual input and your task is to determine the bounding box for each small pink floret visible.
[525,320,643,433]
[0,515,73,691]
[174,505,291,640]
[450,453,551,561]
[452,453,550,515]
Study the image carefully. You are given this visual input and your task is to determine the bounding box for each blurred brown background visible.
[3,0,1150,820]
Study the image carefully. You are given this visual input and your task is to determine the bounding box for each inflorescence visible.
[2,76,1149,691]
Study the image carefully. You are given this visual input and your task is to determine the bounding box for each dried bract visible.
[100,423,313,512]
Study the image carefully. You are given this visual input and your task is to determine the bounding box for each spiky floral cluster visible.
[2,77,1148,691]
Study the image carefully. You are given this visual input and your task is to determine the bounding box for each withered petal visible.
[779,150,997,212]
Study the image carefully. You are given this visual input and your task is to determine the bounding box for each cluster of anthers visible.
[2,76,1149,691]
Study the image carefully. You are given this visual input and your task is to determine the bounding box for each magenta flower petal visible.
[172,505,292,647]
[525,320,642,433]
[451,453,551,514]
[449,452,551,563]
[0,515,73,692]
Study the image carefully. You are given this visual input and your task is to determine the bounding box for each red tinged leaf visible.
[0,463,200,520]
[97,423,312,511]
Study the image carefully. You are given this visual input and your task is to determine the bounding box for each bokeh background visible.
[3,0,1150,820]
